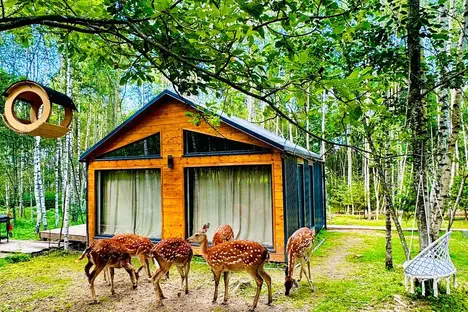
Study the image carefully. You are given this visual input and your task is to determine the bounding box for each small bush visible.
[4,253,31,264]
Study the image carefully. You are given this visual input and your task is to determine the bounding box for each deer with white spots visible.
[212,224,234,246]
[187,223,272,311]
[149,238,193,306]
[76,238,138,303]
[284,227,315,296]
[111,233,154,279]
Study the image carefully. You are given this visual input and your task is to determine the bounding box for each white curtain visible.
[135,170,162,237]
[100,169,162,238]
[192,166,273,246]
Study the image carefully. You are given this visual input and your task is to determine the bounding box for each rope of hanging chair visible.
[409,174,432,260]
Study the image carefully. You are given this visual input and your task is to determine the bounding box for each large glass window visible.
[186,165,273,246]
[97,169,162,238]
[97,133,160,159]
[184,130,270,155]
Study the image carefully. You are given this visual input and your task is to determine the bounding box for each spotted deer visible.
[187,223,272,311]
[149,238,193,306]
[111,233,154,279]
[212,224,234,246]
[284,227,315,296]
[77,238,138,303]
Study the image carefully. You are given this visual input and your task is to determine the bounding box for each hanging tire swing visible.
[1,80,76,138]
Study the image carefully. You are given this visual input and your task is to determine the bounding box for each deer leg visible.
[152,267,169,305]
[109,267,116,295]
[221,271,230,304]
[122,261,138,289]
[298,260,303,282]
[137,254,152,280]
[176,265,186,292]
[212,270,222,304]
[307,258,314,291]
[184,260,191,295]
[84,261,93,279]
[88,265,105,303]
[248,270,264,311]
[258,268,272,305]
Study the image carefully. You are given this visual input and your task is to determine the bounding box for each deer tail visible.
[75,246,92,262]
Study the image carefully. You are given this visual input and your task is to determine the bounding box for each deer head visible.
[187,223,210,244]
[284,267,299,296]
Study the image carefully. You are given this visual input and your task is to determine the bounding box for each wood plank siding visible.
[87,98,286,261]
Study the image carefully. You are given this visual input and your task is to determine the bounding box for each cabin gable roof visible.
[79,89,321,162]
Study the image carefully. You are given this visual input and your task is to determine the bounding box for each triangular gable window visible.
[97,132,160,159]
[184,130,269,155]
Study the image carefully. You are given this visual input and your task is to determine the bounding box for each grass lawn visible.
[0,206,84,240]
[329,213,468,230]
[0,230,466,311]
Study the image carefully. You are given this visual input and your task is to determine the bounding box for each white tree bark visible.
[19,150,24,217]
[62,57,72,249]
[63,184,70,251]
[321,91,327,161]
[33,136,46,232]
[55,138,62,227]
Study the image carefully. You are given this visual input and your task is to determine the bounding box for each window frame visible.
[182,129,271,157]
[94,168,163,239]
[184,164,275,250]
[95,132,162,161]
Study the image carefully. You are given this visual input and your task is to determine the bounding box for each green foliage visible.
[0,253,31,268]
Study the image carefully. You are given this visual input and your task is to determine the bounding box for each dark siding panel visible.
[283,154,299,249]
[313,162,325,231]
[303,160,313,228]
[297,164,304,227]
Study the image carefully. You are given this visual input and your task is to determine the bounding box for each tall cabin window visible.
[186,165,273,246]
[97,132,160,159]
[96,169,162,238]
[183,130,270,155]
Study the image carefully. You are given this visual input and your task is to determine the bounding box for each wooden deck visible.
[39,224,87,243]
[0,240,60,255]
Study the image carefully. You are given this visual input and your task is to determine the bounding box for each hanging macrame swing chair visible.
[403,175,457,297]
[1,80,76,138]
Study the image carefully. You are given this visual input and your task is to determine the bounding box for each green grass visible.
[0,231,465,311]
[329,214,468,229]
[238,230,468,311]
[0,206,84,240]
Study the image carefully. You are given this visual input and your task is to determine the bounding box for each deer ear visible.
[202,223,209,233]
[293,279,299,288]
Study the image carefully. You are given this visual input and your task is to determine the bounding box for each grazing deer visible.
[284,227,315,296]
[77,238,138,303]
[212,224,234,246]
[187,223,272,311]
[150,238,193,306]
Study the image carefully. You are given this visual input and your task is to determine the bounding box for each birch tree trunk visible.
[62,57,72,250]
[321,92,327,161]
[374,168,380,220]
[63,184,70,251]
[385,147,393,269]
[431,0,467,241]
[19,150,24,217]
[347,125,354,215]
[55,138,61,227]
[33,136,46,233]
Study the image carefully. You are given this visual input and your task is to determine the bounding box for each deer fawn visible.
[212,224,234,246]
[77,238,138,303]
[284,227,315,295]
[149,238,193,306]
[187,223,272,311]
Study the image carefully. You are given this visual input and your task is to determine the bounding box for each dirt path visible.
[310,232,364,279]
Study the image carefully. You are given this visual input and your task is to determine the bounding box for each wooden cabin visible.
[80,90,326,262]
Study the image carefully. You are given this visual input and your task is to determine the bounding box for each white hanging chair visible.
[403,231,457,297]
